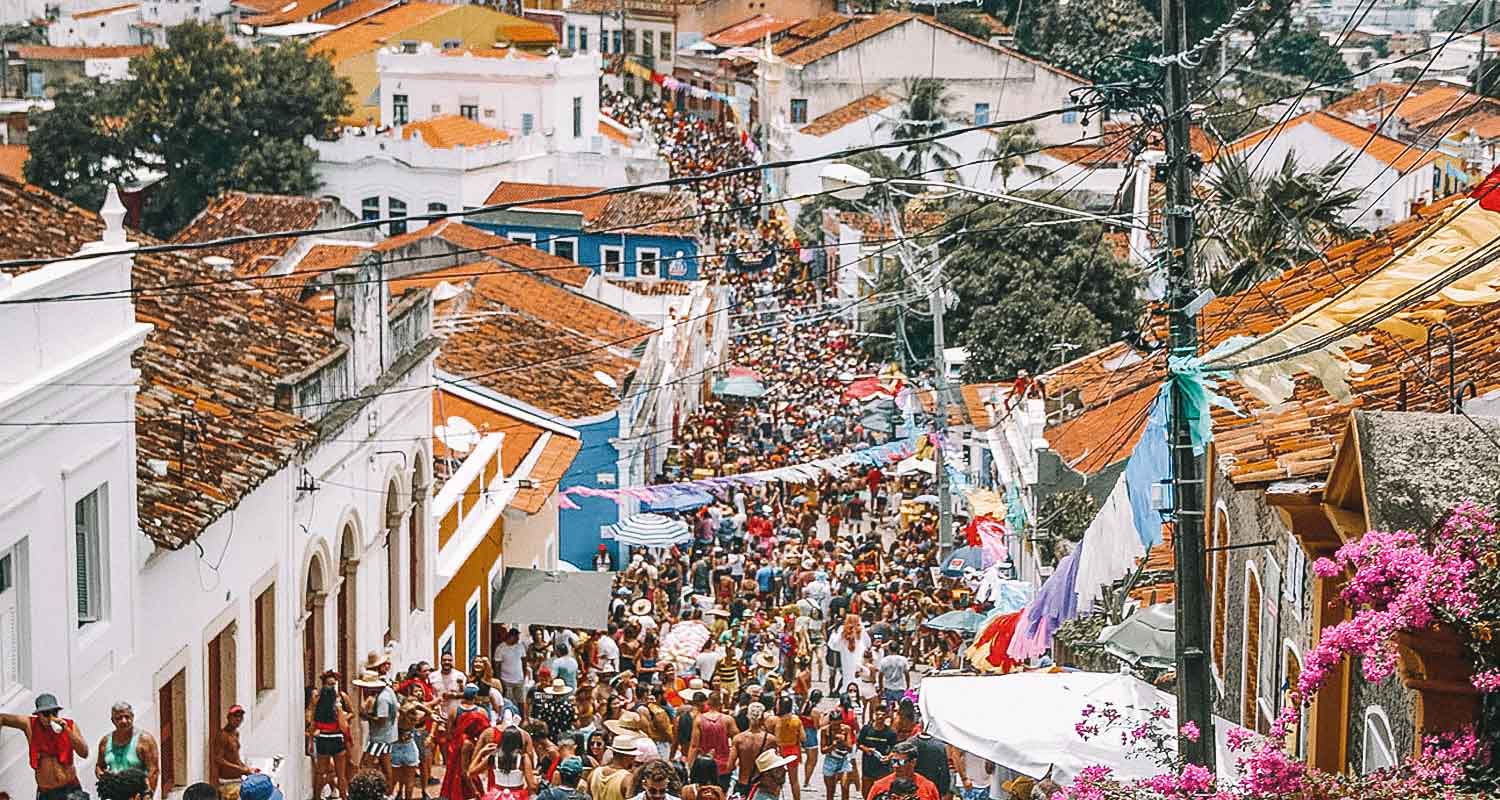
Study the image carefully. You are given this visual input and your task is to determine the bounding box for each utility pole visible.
[1160,0,1215,769]
[930,260,955,557]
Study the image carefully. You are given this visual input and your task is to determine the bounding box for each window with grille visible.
[601,246,624,276]
[567,25,576,50]
[362,197,380,221]
[660,32,671,55]
[580,29,588,52]
[638,247,660,278]
[75,486,105,627]
[428,202,447,214]
[393,94,409,125]
[573,96,583,138]
[1258,554,1281,729]
[522,113,535,136]
[625,30,635,54]
[460,104,478,121]
[790,99,808,124]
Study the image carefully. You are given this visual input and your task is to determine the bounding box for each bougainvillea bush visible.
[1050,500,1500,799]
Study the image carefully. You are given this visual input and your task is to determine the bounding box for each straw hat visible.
[542,678,573,696]
[364,650,390,670]
[753,650,778,670]
[352,671,385,689]
[752,749,797,774]
[608,734,645,756]
[680,678,710,702]
[706,607,730,618]
[631,598,654,617]
[603,710,643,736]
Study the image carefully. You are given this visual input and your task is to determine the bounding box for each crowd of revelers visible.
[1,96,1052,800]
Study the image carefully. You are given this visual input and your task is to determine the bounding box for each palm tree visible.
[1198,150,1364,295]
[981,123,1039,188]
[877,77,961,178]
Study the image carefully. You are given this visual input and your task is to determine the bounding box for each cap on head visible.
[239,774,283,800]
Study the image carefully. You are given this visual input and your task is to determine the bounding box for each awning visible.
[490,567,613,630]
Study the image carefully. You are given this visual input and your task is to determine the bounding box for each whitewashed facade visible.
[0,205,438,798]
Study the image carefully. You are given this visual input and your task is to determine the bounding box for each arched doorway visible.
[409,460,426,614]
[337,524,358,683]
[385,480,403,645]
[303,554,326,692]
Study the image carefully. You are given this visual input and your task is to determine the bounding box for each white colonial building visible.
[311,43,667,221]
[0,184,437,799]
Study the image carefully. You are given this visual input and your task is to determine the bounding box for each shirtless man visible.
[215,706,253,799]
[96,701,161,796]
[728,716,776,797]
[0,693,90,800]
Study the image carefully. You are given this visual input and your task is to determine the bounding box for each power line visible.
[0,99,1100,273]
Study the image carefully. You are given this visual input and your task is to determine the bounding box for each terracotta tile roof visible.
[436,277,643,419]
[234,0,284,12]
[958,382,1006,428]
[315,0,399,27]
[1223,111,1441,174]
[484,182,700,237]
[1040,122,1218,166]
[1324,82,1481,131]
[0,176,341,550]
[15,44,152,60]
[1044,382,1158,476]
[566,0,678,17]
[798,93,891,137]
[71,3,138,19]
[309,1,455,63]
[294,243,371,274]
[443,45,546,60]
[772,13,853,55]
[170,192,342,277]
[780,13,911,66]
[494,18,559,45]
[373,220,593,288]
[0,145,26,182]
[433,388,581,512]
[484,180,612,221]
[400,115,511,149]
[1038,193,1500,487]
[244,0,341,25]
[707,14,802,47]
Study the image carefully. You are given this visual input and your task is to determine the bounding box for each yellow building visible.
[311,2,561,124]
[430,387,580,665]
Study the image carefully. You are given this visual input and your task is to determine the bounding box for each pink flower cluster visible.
[1412,726,1487,785]
[1470,668,1500,692]
[1237,742,1306,795]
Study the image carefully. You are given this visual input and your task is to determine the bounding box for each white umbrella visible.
[605,513,691,547]
[896,456,936,476]
[1098,602,1175,670]
[919,672,1246,784]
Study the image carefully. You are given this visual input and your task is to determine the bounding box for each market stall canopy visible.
[491,567,613,630]
[941,545,986,576]
[919,672,1245,784]
[642,485,715,512]
[1098,602,1175,670]
[605,512,692,546]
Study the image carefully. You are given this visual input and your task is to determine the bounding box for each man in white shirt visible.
[493,627,528,709]
[427,652,467,721]
[694,641,724,681]
[595,626,621,678]
[877,651,910,707]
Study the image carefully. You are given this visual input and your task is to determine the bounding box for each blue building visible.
[470,181,703,281]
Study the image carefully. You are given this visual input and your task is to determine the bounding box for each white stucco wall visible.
[0,240,151,794]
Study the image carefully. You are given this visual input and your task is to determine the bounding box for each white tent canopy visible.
[919,672,1246,785]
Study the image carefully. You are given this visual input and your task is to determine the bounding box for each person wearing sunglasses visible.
[627,758,682,800]
[1,693,90,800]
[865,742,938,800]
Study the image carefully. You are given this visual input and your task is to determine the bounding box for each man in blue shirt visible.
[755,561,778,603]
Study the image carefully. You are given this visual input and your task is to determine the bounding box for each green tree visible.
[1020,0,1161,84]
[979,123,1039,188]
[23,79,140,210]
[934,9,995,41]
[1198,150,1364,295]
[863,198,1141,380]
[877,77,961,177]
[1250,28,1352,87]
[1472,58,1500,98]
[26,21,350,236]
[1436,3,1484,32]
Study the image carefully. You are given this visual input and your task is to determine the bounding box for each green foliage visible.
[23,79,138,211]
[933,9,994,41]
[1041,488,1096,543]
[1198,150,1364,295]
[862,198,1141,381]
[1018,0,1161,84]
[1473,58,1500,98]
[1250,28,1352,87]
[25,21,350,236]
[1436,3,1484,32]
[876,77,961,178]
[980,123,1040,188]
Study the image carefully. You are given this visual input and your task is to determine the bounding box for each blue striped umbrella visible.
[605,513,692,547]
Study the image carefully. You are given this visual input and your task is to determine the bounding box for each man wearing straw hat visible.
[746,749,797,800]
[588,735,641,800]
